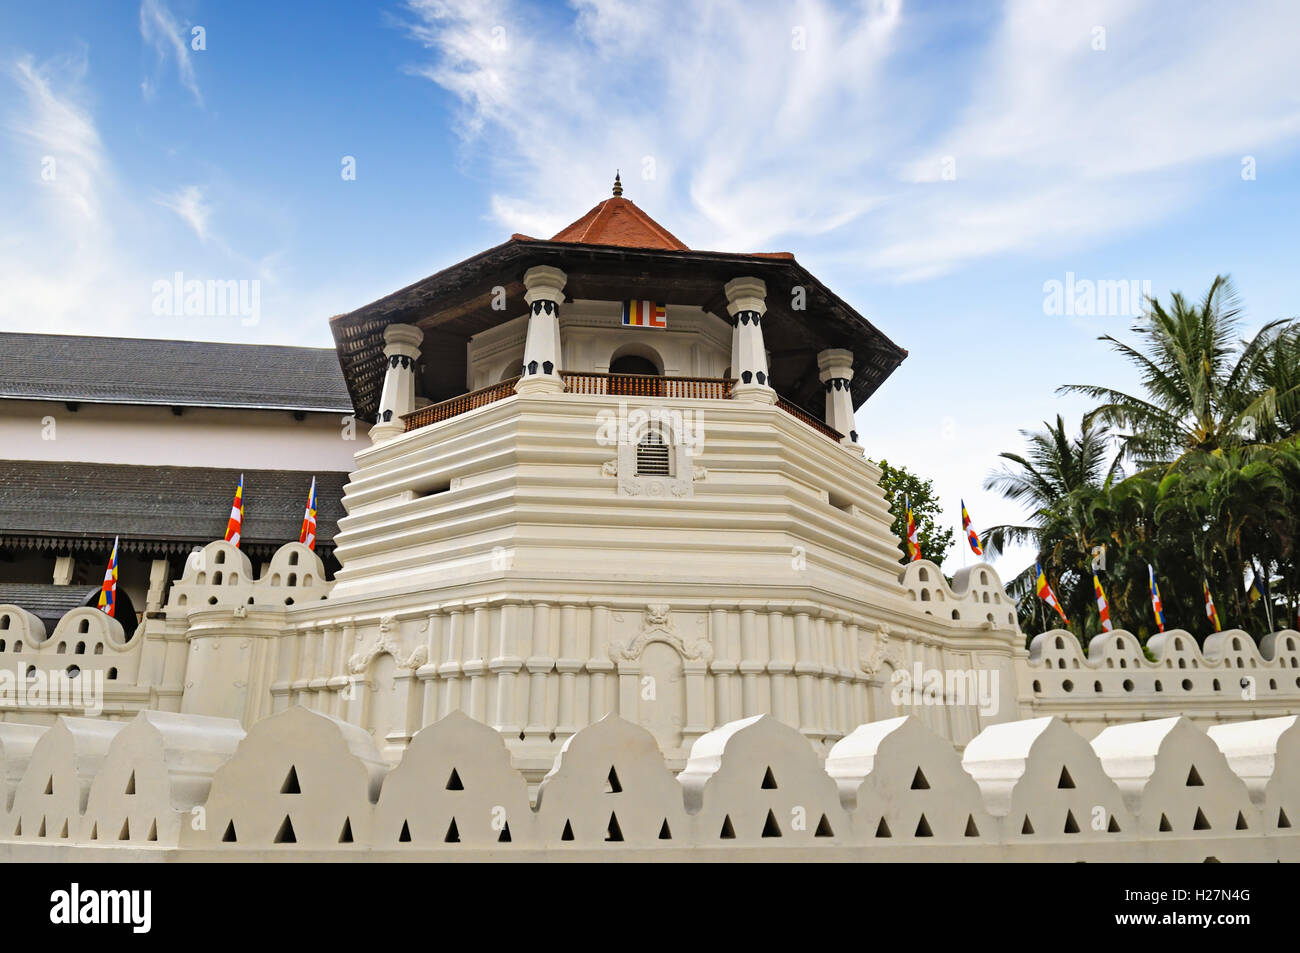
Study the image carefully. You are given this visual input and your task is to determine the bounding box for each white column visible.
[145,558,171,612]
[515,265,567,395]
[817,347,862,451]
[724,276,776,404]
[369,323,424,444]
[52,555,75,586]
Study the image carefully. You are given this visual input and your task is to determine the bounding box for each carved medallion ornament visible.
[608,604,714,662]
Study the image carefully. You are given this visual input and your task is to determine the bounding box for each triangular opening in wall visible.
[720,816,736,839]
[147,819,157,842]
[875,817,892,838]
[1020,817,1034,835]
[12,819,20,837]
[222,820,237,843]
[606,812,624,842]
[1159,814,1173,832]
[89,822,98,840]
[124,771,136,795]
[1235,811,1249,831]
[761,767,778,790]
[1064,810,1080,834]
[605,766,622,794]
[445,819,460,843]
[446,768,464,791]
[814,815,835,838]
[399,820,412,843]
[37,816,46,838]
[658,820,672,840]
[1193,808,1212,831]
[1186,765,1204,787]
[43,776,53,796]
[274,815,296,844]
[761,809,782,838]
[964,815,980,838]
[914,814,933,838]
[339,818,353,843]
[498,823,512,843]
[1279,807,1292,829]
[118,818,130,841]
[910,768,930,790]
[280,766,301,794]
[1057,766,1075,789]
[59,819,69,839]
[561,820,575,842]
[1107,815,1122,833]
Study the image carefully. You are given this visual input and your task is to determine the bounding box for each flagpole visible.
[1258,559,1275,634]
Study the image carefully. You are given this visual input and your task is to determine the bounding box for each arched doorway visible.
[609,345,664,396]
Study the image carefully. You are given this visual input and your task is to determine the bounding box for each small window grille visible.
[636,429,671,476]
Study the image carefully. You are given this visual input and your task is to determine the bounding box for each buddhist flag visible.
[1148,564,1166,633]
[1203,579,1222,632]
[1035,562,1070,625]
[960,499,983,557]
[96,536,119,618]
[298,477,319,550]
[621,299,667,329]
[905,494,921,562]
[224,474,245,548]
[1246,573,1263,604]
[1094,572,1113,632]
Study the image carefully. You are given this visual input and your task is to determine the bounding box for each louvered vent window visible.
[636,429,671,476]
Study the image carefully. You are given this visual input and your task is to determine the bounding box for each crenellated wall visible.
[0,707,1294,861]
[1021,628,1300,738]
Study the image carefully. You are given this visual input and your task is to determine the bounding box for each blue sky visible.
[3,0,1299,579]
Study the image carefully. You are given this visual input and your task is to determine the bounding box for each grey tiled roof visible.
[0,332,355,412]
[0,461,347,556]
[0,583,138,639]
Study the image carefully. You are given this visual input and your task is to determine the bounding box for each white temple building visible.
[0,181,1297,861]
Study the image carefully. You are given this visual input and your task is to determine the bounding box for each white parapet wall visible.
[0,707,1294,861]
[1021,628,1300,738]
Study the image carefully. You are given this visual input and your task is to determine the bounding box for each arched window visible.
[635,427,672,476]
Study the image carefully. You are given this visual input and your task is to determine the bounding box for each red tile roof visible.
[548,196,690,251]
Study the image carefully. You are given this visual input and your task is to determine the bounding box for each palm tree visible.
[1254,324,1300,441]
[982,415,1121,634]
[1059,275,1288,470]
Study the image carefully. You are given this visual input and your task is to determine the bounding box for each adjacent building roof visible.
[0,583,138,639]
[330,188,907,422]
[0,332,354,413]
[0,461,347,559]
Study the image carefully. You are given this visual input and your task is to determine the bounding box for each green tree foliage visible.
[874,458,955,566]
[993,276,1300,646]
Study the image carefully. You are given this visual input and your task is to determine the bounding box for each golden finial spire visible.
[612,170,623,197]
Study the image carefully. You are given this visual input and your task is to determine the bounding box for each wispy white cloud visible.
[6,53,105,226]
[401,0,1300,279]
[0,52,258,337]
[155,184,212,241]
[0,51,124,329]
[140,0,202,105]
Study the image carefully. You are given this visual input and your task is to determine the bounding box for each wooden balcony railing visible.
[561,371,734,399]
[402,372,841,443]
[776,395,843,441]
[403,376,521,431]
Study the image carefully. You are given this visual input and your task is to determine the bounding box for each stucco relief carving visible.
[609,604,713,662]
[347,616,428,673]
[860,622,899,676]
